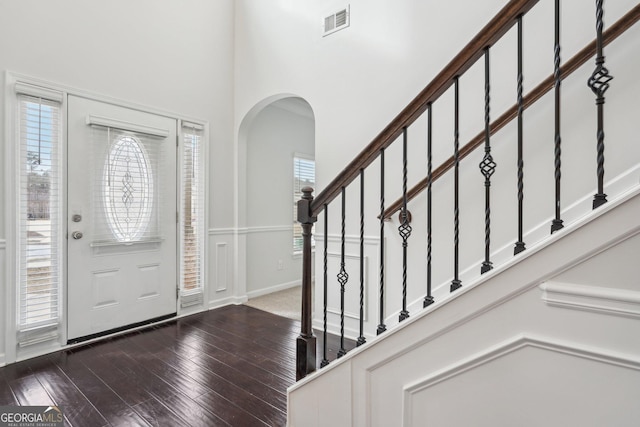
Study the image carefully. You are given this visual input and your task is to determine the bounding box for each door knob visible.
[71,231,83,240]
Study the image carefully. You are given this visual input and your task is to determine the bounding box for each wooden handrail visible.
[309,0,539,217]
[382,4,640,220]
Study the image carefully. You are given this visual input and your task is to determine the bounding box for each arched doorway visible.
[237,96,315,313]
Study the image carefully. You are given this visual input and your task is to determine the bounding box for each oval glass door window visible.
[104,135,153,242]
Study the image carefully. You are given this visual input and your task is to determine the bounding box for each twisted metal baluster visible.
[424,104,435,308]
[399,127,411,321]
[480,48,496,274]
[551,0,564,234]
[589,0,612,209]
[514,15,526,255]
[377,149,387,335]
[451,78,462,292]
[321,206,330,368]
[357,169,366,346]
[337,187,348,358]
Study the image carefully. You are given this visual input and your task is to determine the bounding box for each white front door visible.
[67,96,178,341]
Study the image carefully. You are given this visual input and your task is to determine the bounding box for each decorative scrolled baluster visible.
[551,0,564,234]
[424,104,435,308]
[480,48,496,275]
[588,0,612,210]
[320,206,330,368]
[377,149,387,335]
[514,15,526,255]
[357,170,366,346]
[451,78,462,292]
[398,127,411,322]
[337,187,348,359]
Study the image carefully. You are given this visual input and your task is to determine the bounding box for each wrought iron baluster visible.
[377,149,387,335]
[337,187,348,358]
[589,0,612,209]
[551,0,564,234]
[514,15,526,255]
[321,205,330,368]
[357,170,366,346]
[451,78,462,292]
[480,48,496,274]
[399,127,411,322]
[424,105,435,308]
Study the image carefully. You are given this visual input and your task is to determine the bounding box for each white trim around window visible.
[293,153,315,255]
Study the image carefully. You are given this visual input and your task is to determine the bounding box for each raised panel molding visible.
[540,281,640,318]
[402,334,640,427]
[326,252,369,321]
[403,334,640,395]
[215,242,228,292]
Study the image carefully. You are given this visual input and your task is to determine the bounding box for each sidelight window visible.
[16,88,63,335]
[179,122,206,307]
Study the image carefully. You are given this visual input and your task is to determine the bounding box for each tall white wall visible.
[0,0,235,363]
[235,0,640,339]
[235,0,540,186]
[245,101,314,297]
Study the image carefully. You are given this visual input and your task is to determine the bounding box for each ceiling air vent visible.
[324,5,350,37]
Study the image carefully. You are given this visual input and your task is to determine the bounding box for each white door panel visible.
[67,96,177,340]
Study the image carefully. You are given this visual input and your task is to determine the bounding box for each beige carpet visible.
[244,286,301,321]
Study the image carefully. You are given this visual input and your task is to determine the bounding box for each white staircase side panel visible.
[288,188,640,427]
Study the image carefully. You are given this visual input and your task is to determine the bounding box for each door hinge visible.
[176,286,180,298]
[176,212,179,223]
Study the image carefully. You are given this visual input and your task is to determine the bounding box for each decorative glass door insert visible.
[103,134,153,242]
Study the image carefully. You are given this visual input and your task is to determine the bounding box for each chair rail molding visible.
[541,282,640,318]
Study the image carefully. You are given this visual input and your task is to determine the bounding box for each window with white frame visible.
[293,154,315,253]
[16,85,64,342]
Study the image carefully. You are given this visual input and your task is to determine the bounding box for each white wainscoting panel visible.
[215,242,228,292]
[313,234,380,340]
[403,335,640,427]
[208,228,243,308]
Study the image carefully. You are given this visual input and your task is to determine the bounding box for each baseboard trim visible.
[208,296,248,310]
[247,280,301,300]
[0,353,5,367]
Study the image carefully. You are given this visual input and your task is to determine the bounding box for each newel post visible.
[297,186,317,380]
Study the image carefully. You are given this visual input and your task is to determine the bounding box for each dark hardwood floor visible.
[0,305,355,427]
